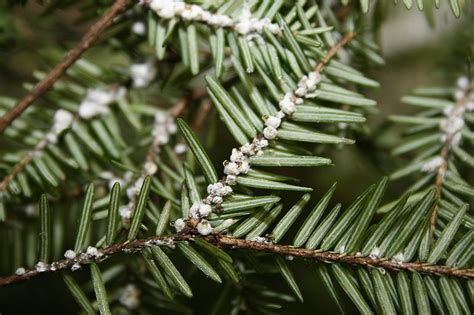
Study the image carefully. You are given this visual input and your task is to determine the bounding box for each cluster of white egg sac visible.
[152,111,178,147]
[143,110,178,175]
[147,0,280,36]
[420,156,444,173]
[117,175,147,222]
[205,182,233,206]
[46,109,75,143]
[440,76,474,146]
[119,284,141,309]
[261,71,321,142]
[78,87,127,119]
[172,68,322,235]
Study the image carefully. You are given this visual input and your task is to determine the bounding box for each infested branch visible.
[1,233,472,287]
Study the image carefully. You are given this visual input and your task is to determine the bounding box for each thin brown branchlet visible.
[428,78,474,233]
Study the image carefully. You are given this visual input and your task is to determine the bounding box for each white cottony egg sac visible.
[148,0,280,36]
[130,62,157,88]
[78,87,126,119]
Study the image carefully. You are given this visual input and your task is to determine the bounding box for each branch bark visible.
[1,234,472,287]
[0,0,134,134]
[315,31,356,73]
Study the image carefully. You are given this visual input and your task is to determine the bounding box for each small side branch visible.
[430,86,473,234]
[0,0,133,134]
[1,234,472,287]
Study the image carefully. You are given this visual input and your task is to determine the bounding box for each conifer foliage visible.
[0,1,472,314]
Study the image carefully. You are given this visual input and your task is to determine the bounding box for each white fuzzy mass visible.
[196,220,213,235]
[46,109,74,143]
[263,126,278,140]
[130,62,157,88]
[174,218,186,232]
[119,284,141,309]
[420,156,443,173]
[64,249,77,259]
[78,87,126,119]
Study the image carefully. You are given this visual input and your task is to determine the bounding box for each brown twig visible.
[1,234,472,287]
[315,31,356,73]
[0,0,134,134]
[430,87,473,234]
[191,99,213,132]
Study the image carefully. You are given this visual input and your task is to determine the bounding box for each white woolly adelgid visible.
[132,21,146,35]
[78,87,127,119]
[196,220,213,235]
[174,143,187,154]
[391,253,405,264]
[438,77,474,147]
[86,246,103,258]
[127,176,145,201]
[369,247,381,260]
[46,109,74,143]
[143,161,158,176]
[420,156,444,173]
[148,0,280,36]
[130,62,157,88]
[188,202,212,220]
[119,176,146,222]
[263,126,278,139]
[152,111,177,146]
[35,261,49,272]
[264,115,281,129]
[119,205,132,220]
[119,284,141,309]
[251,236,271,244]
[64,249,77,259]
[454,76,469,101]
[15,267,26,275]
[71,263,81,271]
[234,3,280,36]
[294,72,322,97]
[174,218,186,232]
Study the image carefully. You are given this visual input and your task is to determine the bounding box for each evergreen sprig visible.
[0,1,472,314]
